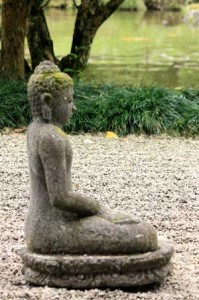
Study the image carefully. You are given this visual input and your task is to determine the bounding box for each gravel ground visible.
[0,132,199,300]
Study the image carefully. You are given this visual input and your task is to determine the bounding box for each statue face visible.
[64,87,75,122]
[52,86,75,126]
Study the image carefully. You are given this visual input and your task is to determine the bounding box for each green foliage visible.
[171,89,199,136]
[0,79,199,137]
[66,82,199,137]
[0,79,30,129]
[120,0,140,10]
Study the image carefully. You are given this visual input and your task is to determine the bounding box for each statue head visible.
[28,61,75,126]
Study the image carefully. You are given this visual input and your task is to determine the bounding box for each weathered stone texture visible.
[20,242,174,288]
[20,61,174,288]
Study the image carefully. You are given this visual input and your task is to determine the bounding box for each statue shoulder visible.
[38,124,66,154]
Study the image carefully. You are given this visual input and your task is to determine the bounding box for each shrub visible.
[0,79,30,129]
[0,78,199,137]
[172,92,199,136]
[67,82,199,136]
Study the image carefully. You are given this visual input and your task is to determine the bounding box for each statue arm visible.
[66,158,73,191]
[38,132,100,217]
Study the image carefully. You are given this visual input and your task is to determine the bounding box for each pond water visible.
[26,8,198,87]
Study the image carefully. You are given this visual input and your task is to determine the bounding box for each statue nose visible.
[73,104,77,111]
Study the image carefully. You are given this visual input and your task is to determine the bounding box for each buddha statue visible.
[25,60,157,255]
[20,61,173,288]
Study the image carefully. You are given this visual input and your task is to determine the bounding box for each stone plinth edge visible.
[19,241,174,288]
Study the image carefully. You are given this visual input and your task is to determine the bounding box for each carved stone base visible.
[20,241,174,288]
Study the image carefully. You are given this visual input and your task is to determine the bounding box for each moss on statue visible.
[54,126,67,138]
[28,72,73,90]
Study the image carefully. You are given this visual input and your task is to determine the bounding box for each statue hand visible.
[77,197,101,217]
[97,206,140,224]
[64,192,101,217]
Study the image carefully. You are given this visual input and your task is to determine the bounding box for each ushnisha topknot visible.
[34,60,60,74]
[28,61,73,119]
[28,60,73,87]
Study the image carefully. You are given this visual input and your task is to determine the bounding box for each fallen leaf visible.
[14,127,27,133]
[168,34,177,38]
[73,183,80,190]
[174,87,183,90]
[121,37,150,42]
[105,131,118,139]
[188,3,199,10]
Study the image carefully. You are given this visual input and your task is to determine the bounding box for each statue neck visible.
[32,116,63,128]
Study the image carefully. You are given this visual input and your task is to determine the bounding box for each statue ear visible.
[41,93,52,122]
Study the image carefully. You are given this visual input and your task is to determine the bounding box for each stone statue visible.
[20,61,173,288]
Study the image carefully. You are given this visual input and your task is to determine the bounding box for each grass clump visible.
[119,0,141,10]
[172,89,199,136]
[0,79,30,129]
[0,78,199,137]
[67,82,199,137]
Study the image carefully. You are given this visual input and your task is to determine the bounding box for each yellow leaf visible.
[105,131,118,139]
[168,34,177,38]
[187,3,199,10]
[121,37,150,42]
[73,183,80,190]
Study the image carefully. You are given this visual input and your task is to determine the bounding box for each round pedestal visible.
[20,241,174,288]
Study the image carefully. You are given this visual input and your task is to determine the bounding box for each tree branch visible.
[72,0,80,9]
[99,0,125,23]
[41,0,51,8]
[80,0,90,9]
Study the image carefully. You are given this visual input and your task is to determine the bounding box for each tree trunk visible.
[144,0,162,10]
[60,0,125,76]
[59,4,98,75]
[1,0,32,80]
[27,0,58,70]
